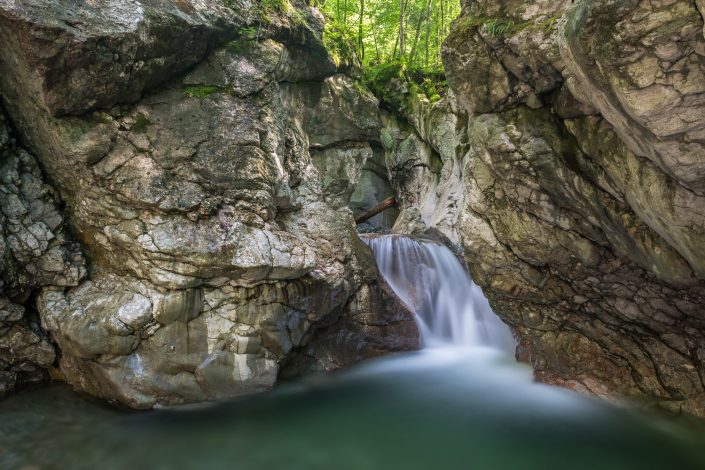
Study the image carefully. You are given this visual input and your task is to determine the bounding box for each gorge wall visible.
[0,0,417,408]
[2,0,705,416]
[383,0,705,414]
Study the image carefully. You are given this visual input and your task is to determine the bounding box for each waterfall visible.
[361,234,515,353]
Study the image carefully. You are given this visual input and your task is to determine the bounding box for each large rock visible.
[561,0,705,194]
[281,270,420,377]
[0,0,250,116]
[379,0,705,414]
[0,1,417,408]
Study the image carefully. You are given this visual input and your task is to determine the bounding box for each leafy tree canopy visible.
[316,0,460,72]
[314,0,460,108]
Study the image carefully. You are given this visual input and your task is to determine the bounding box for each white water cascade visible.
[362,234,515,353]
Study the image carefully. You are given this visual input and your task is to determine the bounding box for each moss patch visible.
[322,21,358,67]
[258,0,288,24]
[131,113,152,133]
[362,60,447,112]
[184,85,221,99]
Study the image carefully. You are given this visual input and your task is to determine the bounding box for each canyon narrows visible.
[1,0,705,420]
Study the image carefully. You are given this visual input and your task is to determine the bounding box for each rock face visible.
[383,0,705,414]
[0,0,417,407]
[0,0,249,116]
[0,106,86,395]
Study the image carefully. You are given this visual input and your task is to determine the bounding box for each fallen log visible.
[355,196,397,225]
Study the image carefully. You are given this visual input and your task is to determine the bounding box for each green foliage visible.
[482,18,512,37]
[238,26,259,41]
[260,0,288,21]
[131,113,152,133]
[184,86,221,99]
[323,20,358,67]
[320,0,461,72]
[362,60,405,109]
[317,0,459,110]
[419,77,442,103]
[482,18,535,37]
[227,39,252,54]
[362,59,447,110]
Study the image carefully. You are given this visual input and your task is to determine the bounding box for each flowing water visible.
[361,234,515,350]
[2,235,705,469]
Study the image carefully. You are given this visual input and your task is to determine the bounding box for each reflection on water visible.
[2,348,704,470]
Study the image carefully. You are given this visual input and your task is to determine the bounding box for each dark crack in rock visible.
[0,105,86,396]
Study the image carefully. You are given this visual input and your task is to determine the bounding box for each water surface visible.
[2,348,704,470]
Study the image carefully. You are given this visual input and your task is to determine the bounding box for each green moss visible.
[322,21,358,68]
[482,18,531,38]
[184,85,221,99]
[451,15,487,35]
[290,7,308,28]
[538,14,562,34]
[258,0,288,23]
[131,113,152,133]
[226,25,261,54]
[362,60,447,112]
[362,61,406,110]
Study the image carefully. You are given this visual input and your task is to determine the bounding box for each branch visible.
[355,196,397,224]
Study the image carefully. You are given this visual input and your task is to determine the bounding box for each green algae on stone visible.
[184,85,222,98]
[130,113,152,133]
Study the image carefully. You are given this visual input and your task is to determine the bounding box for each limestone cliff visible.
[384,0,705,414]
[0,0,417,407]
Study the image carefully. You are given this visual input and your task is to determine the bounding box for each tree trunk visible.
[440,0,445,36]
[424,0,432,66]
[409,0,432,65]
[355,197,397,225]
[359,0,365,60]
[372,26,381,60]
[409,9,423,63]
[399,0,406,58]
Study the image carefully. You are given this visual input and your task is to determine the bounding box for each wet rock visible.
[282,274,420,377]
[561,0,705,194]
